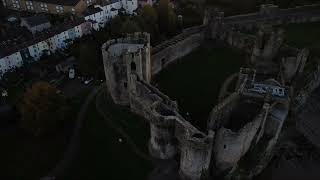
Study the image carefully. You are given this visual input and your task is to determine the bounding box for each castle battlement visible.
[101,4,320,176]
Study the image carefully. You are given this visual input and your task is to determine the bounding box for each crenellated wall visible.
[99,3,320,176]
[151,26,205,75]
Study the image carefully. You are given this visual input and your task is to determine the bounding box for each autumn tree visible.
[19,81,68,136]
[141,5,158,29]
[158,0,177,36]
[70,39,102,76]
[120,19,142,34]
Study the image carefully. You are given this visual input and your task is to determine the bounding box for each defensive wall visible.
[149,3,320,77]
[101,3,320,179]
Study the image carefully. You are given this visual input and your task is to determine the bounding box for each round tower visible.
[178,130,214,180]
[149,102,178,159]
[101,32,151,105]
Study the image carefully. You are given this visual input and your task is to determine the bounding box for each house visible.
[1,0,95,16]
[0,20,93,78]
[84,5,105,30]
[20,15,51,34]
[0,0,138,78]
[84,0,138,30]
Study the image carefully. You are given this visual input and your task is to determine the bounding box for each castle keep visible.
[102,3,320,180]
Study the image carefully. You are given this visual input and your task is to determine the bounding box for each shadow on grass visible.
[153,45,245,130]
[62,92,152,180]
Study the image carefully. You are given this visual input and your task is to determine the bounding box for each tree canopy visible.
[19,81,68,136]
[120,19,142,34]
[158,0,177,36]
[70,39,102,76]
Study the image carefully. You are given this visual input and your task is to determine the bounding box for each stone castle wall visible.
[293,62,320,111]
[151,25,205,75]
[148,3,320,78]
[101,3,320,178]
[224,4,320,29]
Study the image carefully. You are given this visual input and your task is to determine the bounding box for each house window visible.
[11,0,20,9]
[56,5,64,13]
[86,0,92,6]
[26,1,34,10]
[130,62,136,71]
[40,3,48,11]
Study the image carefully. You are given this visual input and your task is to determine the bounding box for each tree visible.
[158,0,177,36]
[109,16,124,37]
[133,5,161,44]
[120,19,142,34]
[19,82,68,136]
[141,5,158,27]
[71,39,102,76]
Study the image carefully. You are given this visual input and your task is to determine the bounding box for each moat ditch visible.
[153,44,247,131]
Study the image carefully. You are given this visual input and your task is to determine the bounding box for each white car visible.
[84,78,93,85]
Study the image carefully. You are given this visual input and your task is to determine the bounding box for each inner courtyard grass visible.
[283,22,320,53]
[153,45,245,130]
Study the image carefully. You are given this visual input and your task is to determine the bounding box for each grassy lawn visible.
[0,87,89,179]
[100,91,151,153]
[283,22,320,54]
[153,45,245,130]
[62,93,152,179]
[0,114,74,179]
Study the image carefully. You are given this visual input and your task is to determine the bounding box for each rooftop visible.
[21,15,50,27]
[84,5,104,16]
[0,19,86,59]
[32,0,82,6]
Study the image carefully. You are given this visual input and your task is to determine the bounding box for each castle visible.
[101,4,320,180]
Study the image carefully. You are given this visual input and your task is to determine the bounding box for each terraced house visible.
[1,0,96,15]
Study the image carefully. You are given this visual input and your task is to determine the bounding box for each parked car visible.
[69,68,75,79]
[84,78,93,85]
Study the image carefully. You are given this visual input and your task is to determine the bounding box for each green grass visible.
[153,45,245,130]
[0,118,72,179]
[0,87,90,179]
[283,22,320,54]
[62,96,152,180]
[101,91,151,153]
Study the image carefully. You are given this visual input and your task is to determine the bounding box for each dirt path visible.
[40,85,103,180]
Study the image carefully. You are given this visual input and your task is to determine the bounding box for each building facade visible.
[1,0,92,16]
[0,20,93,77]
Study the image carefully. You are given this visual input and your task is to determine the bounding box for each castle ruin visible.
[101,3,320,180]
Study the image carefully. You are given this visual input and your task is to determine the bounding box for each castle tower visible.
[102,32,151,105]
[205,9,225,40]
[177,127,214,180]
[149,102,178,159]
[251,24,284,65]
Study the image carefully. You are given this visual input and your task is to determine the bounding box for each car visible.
[69,68,75,79]
[84,78,93,85]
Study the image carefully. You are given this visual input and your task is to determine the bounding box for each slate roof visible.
[0,19,86,59]
[32,0,82,6]
[84,5,103,16]
[21,15,50,27]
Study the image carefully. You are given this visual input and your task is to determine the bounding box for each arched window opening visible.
[131,61,136,71]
